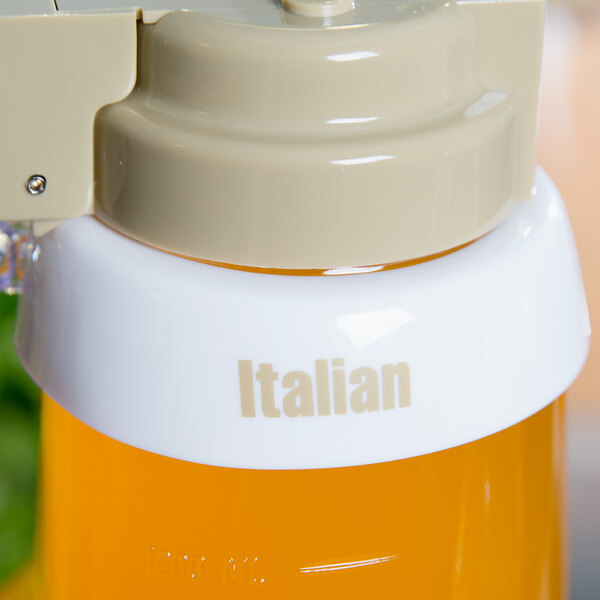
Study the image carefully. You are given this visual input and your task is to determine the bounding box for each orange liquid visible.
[35,395,566,599]
[174,240,476,276]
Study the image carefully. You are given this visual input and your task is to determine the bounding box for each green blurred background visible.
[0,296,38,585]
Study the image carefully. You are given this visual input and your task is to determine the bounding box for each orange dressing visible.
[36,396,566,599]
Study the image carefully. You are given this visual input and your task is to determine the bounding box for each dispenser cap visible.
[0,0,546,269]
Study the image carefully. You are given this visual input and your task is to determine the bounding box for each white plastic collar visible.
[15,171,590,469]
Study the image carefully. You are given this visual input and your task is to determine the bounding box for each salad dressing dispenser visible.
[0,1,590,598]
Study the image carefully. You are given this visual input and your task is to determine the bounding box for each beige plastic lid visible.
[0,0,545,269]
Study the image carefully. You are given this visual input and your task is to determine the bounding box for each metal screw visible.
[26,175,46,195]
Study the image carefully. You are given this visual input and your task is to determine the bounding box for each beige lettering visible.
[382,362,411,409]
[332,358,347,415]
[256,363,280,417]
[282,371,314,417]
[350,366,379,413]
[238,360,256,418]
[315,359,331,416]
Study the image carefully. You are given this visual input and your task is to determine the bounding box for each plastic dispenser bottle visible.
[0,0,590,598]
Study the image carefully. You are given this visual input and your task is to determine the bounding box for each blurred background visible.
[0,0,598,597]
[0,295,39,587]
[540,1,600,598]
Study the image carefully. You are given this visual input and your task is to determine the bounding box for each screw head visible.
[26,175,46,196]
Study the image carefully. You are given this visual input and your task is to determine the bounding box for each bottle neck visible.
[172,240,476,276]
